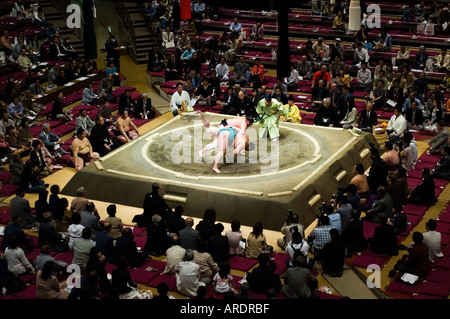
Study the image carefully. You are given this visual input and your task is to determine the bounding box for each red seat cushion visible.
[0,184,18,196]
[272,252,289,275]
[412,293,445,299]
[403,204,428,216]
[138,260,167,273]
[129,268,159,284]
[228,256,258,272]
[436,222,450,235]
[148,274,176,290]
[133,236,147,249]
[433,257,450,269]
[385,277,420,295]
[104,263,117,275]
[11,284,37,299]
[424,269,450,285]
[419,281,449,297]
[351,255,386,268]
[54,251,73,264]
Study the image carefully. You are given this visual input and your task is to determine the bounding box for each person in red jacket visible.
[312,64,331,89]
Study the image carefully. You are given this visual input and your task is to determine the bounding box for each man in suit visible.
[219,87,237,114]
[164,53,182,81]
[314,98,337,127]
[365,186,394,223]
[97,74,115,102]
[297,55,312,80]
[38,123,67,157]
[311,80,329,109]
[428,120,449,155]
[51,91,70,121]
[49,37,68,60]
[178,217,201,251]
[355,101,378,132]
[38,212,69,253]
[229,56,249,87]
[328,83,341,110]
[65,60,79,82]
[405,101,425,131]
[233,90,255,117]
[135,93,156,120]
[118,89,136,114]
[271,87,288,105]
[10,187,36,229]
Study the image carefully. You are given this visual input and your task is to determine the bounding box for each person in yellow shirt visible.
[281,95,302,124]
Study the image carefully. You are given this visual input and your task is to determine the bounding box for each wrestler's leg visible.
[199,139,218,157]
[117,135,128,144]
[86,152,100,165]
[213,133,228,174]
[233,134,247,155]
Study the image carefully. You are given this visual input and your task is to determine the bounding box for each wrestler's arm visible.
[72,140,80,170]
[129,119,140,136]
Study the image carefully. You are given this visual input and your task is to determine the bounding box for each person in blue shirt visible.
[229,17,242,34]
[180,44,195,74]
[45,22,58,43]
[193,0,206,20]
[105,61,117,77]
[401,4,414,24]
[402,92,423,113]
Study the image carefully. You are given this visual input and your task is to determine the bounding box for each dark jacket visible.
[207,234,229,263]
[356,109,378,129]
[114,236,146,268]
[95,231,115,262]
[410,176,436,204]
[405,107,425,126]
[321,238,346,275]
[144,222,172,256]
[369,224,398,256]
[246,260,279,294]
[51,98,64,120]
[234,96,253,116]
[367,156,388,193]
[314,105,338,127]
[340,219,368,254]
[38,221,67,253]
[89,124,113,157]
[118,94,136,114]
[135,98,155,119]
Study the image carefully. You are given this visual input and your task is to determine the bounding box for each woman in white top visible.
[225,220,243,255]
[4,235,35,276]
[162,26,175,49]
[67,213,85,246]
[341,103,358,129]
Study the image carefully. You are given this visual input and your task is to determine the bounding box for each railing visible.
[110,1,137,62]
[138,3,163,56]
